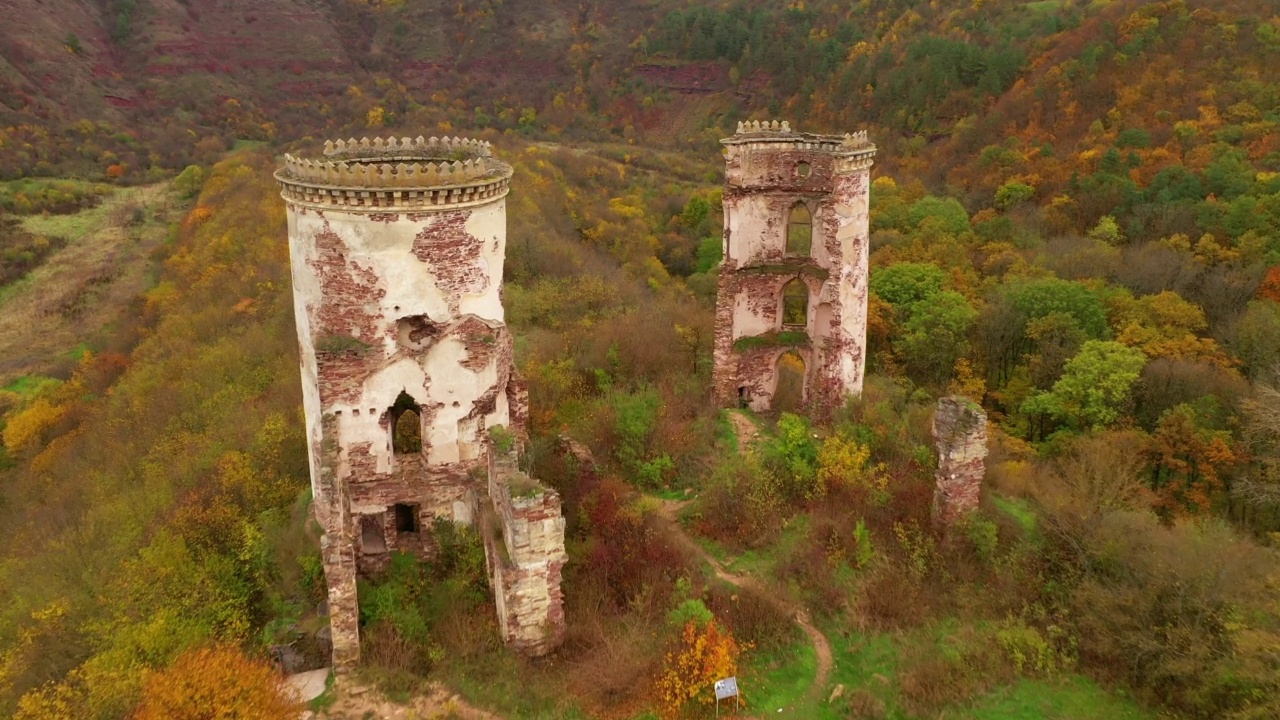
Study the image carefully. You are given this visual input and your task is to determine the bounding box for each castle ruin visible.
[712,121,877,413]
[276,136,567,672]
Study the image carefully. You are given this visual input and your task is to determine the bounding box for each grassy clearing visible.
[438,650,590,720]
[992,495,1038,535]
[20,184,144,242]
[0,182,180,384]
[741,633,823,718]
[1,375,59,397]
[960,677,1154,720]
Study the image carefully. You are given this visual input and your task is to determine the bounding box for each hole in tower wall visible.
[396,315,445,351]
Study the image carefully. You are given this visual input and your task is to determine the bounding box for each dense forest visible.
[1,0,1279,718]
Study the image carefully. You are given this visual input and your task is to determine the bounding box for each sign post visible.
[714,676,740,717]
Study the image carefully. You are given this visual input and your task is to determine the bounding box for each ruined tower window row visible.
[787,202,812,256]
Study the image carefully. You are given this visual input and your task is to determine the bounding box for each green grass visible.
[439,649,590,720]
[2,375,59,397]
[960,677,1154,720]
[992,495,1039,536]
[741,634,825,718]
[1023,0,1069,14]
[704,513,810,578]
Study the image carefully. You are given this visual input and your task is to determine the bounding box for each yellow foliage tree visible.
[131,644,301,720]
[656,620,742,719]
[817,430,885,500]
[2,399,69,456]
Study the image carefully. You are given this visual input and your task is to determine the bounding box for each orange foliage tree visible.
[656,619,742,718]
[1259,266,1280,303]
[132,644,301,720]
[1148,405,1243,521]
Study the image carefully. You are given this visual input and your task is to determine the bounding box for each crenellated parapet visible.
[323,135,493,161]
[276,135,513,211]
[723,120,876,171]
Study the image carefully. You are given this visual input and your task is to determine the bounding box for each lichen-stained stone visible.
[712,123,877,416]
[277,136,565,671]
[932,396,989,527]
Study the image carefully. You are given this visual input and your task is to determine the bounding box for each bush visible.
[696,455,785,547]
[132,644,302,720]
[655,620,743,719]
[705,584,795,654]
[1053,512,1280,718]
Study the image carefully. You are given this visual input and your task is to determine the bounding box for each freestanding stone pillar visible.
[932,396,989,527]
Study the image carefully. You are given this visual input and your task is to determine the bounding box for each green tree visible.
[1024,340,1147,430]
[907,195,970,235]
[994,180,1036,210]
[1004,277,1110,339]
[869,262,945,313]
[897,290,977,386]
[1233,300,1280,382]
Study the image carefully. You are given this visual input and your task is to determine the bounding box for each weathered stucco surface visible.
[932,396,989,527]
[712,121,877,415]
[278,136,566,673]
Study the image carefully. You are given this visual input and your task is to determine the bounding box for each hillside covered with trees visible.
[1,0,1279,718]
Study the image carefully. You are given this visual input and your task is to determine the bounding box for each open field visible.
[0,182,179,385]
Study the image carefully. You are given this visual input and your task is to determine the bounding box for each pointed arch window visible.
[391,390,423,455]
[786,203,812,256]
[782,278,808,328]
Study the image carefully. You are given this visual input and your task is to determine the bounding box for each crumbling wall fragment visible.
[932,396,989,527]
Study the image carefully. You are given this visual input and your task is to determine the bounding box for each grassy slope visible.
[0,183,178,383]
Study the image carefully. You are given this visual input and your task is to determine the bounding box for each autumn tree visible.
[655,618,743,719]
[132,644,302,720]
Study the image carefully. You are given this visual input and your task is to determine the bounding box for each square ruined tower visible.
[712,121,877,413]
[277,136,566,672]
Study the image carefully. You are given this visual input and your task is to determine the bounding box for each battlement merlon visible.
[324,135,494,161]
[721,120,877,167]
[275,136,514,211]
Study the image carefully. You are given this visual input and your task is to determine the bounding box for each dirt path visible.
[656,498,834,709]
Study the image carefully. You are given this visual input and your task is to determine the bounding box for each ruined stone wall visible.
[712,122,876,414]
[478,452,568,655]
[932,396,989,527]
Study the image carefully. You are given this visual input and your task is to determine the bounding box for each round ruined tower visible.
[277,136,529,670]
[712,121,877,414]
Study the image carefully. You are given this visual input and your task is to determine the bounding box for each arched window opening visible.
[775,352,806,413]
[391,390,423,455]
[786,203,812,256]
[782,279,808,328]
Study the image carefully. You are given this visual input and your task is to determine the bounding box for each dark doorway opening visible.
[394,503,419,534]
[775,352,806,413]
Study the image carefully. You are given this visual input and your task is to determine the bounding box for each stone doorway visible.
[774,351,806,413]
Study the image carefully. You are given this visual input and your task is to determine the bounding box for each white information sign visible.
[714,676,741,716]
